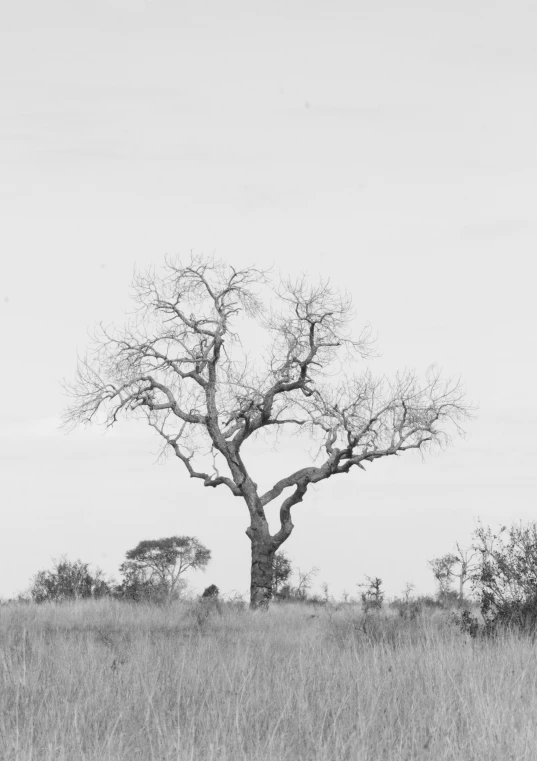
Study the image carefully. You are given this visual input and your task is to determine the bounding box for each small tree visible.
[359,575,384,612]
[31,558,112,603]
[201,584,219,599]
[452,542,478,601]
[429,545,478,604]
[428,553,458,603]
[272,551,293,597]
[118,536,210,602]
[63,255,470,607]
[402,581,415,602]
[273,561,318,602]
[293,566,319,600]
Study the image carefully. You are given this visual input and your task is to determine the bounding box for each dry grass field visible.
[1,598,536,761]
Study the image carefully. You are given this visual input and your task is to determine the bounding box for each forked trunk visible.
[242,478,292,609]
[250,540,276,609]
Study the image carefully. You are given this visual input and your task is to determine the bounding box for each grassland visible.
[1,598,536,761]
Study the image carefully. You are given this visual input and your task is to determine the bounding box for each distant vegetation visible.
[5,521,537,758]
[27,535,212,605]
[30,557,112,604]
[20,520,537,639]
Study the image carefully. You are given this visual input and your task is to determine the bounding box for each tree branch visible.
[63,254,471,540]
[146,418,242,496]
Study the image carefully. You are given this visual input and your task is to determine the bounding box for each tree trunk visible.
[241,476,294,609]
[249,539,276,609]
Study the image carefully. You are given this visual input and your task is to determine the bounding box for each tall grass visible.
[1,598,536,760]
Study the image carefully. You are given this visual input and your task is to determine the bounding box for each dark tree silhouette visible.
[201,584,219,599]
[63,254,471,608]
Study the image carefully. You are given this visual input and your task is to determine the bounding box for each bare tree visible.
[63,254,471,608]
[294,566,320,600]
[453,542,478,601]
[402,581,415,602]
[429,544,478,603]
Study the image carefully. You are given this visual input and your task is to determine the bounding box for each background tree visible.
[401,581,416,603]
[429,545,477,604]
[293,566,320,600]
[118,536,210,602]
[321,581,331,603]
[272,551,293,598]
[277,564,319,602]
[63,255,470,608]
[30,557,112,603]
[428,553,459,603]
[452,542,478,601]
[115,558,164,602]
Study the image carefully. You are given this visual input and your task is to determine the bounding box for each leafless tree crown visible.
[63,254,471,508]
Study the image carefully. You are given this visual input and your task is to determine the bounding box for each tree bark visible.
[249,538,276,609]
[238,472,283,609]
[245,507,280,609]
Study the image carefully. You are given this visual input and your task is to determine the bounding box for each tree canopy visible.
[118,536,211,601]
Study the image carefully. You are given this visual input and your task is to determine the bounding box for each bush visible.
[31,558,113,603]
[358,576,384,612]
[114,574,178,605]
[452,609,480,638]
[453,522,537,637]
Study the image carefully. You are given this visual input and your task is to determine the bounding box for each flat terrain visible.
[1,599,536,760]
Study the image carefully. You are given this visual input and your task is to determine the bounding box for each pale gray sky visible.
[1,0,535,600]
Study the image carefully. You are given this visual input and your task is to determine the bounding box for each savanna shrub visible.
[114,576,174,605]
[31,558,112,603]
[472,522,537,635]
[359,576,384,613]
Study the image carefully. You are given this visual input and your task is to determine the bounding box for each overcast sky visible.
[1,0,535,601]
